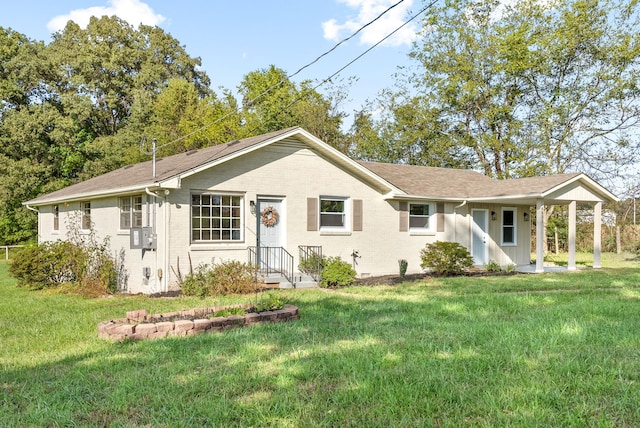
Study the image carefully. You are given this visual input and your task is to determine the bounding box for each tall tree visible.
[356,0,640,185]
[238,65,347,149]
[0,20,213,243]
[48,16,210,137]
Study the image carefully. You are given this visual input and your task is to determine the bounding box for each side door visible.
[471,209,489,265]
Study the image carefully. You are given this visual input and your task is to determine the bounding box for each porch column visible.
[594,201,602,269]
[536,199,545,273]
[568,201,577,271]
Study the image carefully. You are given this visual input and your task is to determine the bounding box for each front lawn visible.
[1,256,640,426]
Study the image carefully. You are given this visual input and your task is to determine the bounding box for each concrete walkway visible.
[515,264,572,273]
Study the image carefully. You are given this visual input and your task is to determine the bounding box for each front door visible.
[471,209,489,265]
[257,199,284,270]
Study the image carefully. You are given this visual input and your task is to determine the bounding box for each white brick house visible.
[25,127,618,294]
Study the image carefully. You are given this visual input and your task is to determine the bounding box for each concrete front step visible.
[261,274,318,289]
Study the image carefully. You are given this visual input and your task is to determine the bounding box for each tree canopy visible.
[351,0,640,186]
[0,19,347,244]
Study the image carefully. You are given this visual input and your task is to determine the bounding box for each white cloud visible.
[47,0,165,33]
[322,0,417,47]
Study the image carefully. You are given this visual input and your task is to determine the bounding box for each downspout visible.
[453,200,467,242]
[145,188,170,292]
[25,205,40,242]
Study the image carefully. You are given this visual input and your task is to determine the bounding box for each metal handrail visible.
[298,245,323,281]
[248,246,295,286]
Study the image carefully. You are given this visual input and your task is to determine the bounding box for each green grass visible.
[1,255,640,427]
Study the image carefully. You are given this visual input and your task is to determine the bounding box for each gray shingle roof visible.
[27,127,300,204]
[359,161,584,199]
[26,126,614,205]
[359,161,494,198]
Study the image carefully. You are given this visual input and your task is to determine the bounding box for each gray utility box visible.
[130,227,157,250]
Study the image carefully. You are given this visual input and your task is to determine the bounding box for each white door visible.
[257,199,283,270]
[471,209,489,265]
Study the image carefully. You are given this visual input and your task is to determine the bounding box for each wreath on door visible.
[260,206,279,227]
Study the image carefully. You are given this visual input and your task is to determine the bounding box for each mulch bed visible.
[355,269,521,287]
[147,270,521,297]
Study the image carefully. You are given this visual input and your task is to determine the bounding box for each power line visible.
[153,0,409,151]
[269,0,436,126]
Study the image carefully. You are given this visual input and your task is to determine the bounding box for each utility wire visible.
[267,0,436,128]
[152,0,408,151]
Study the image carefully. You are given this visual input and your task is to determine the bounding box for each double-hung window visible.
[502,208,517,245]
[409,202,435,233]
[191,193,242,242]
[119,196,143,229]
[320,197,348,230]
[80,202,91,230]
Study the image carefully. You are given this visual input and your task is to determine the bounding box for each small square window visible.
[320,197,348,230]
[409,203,434,232]
[119,195,144,229]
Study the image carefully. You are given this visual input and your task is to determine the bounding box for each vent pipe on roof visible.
[152,138,157,178]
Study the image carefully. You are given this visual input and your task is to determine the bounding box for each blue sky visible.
[1,0,422,126]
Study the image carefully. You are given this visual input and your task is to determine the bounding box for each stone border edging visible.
[98,304,299,341]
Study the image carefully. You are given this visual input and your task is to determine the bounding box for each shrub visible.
[181,264,211,297]
[254,292,288,312]
[9,239,121,295]
[209,307,246,318]
[485,260,501,272]
[504,263,516,273]
[320,256,356,288]
[420,241,474,276]
[398,259,408,278]
[299,252,324,275]
[182,260,257,297]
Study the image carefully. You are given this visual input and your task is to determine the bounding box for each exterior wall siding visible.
[36,139,537,293]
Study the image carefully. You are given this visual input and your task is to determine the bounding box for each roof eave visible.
[23,182,166,207]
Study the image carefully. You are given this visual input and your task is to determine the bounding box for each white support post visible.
[594,201,602,269]
[568,201,577,271]
[536,199,545,273]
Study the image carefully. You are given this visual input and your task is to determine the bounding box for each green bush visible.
[9,239,121,295]
[320,256,356,288]
[504,263,516,273]
[298,252,324,275]
[254,292,288,312]
[209,307,246,318]
[398,259,408,278]
[420,241,474,276]
[182,260,257,297]
[485,260,501,272]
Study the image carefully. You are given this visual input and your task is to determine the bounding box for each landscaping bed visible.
[98,304,299,341]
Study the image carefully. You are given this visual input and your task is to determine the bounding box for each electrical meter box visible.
[130,227,156,250]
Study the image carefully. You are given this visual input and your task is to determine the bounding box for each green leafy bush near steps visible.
[420,241,474,276]
[320,256,356,288]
